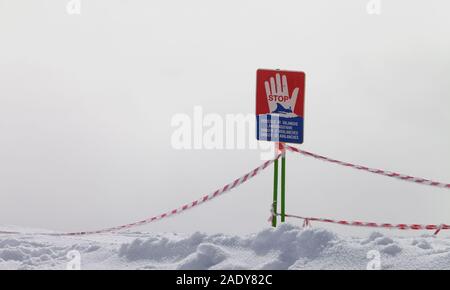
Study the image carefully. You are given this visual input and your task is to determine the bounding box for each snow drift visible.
[1,223,450,270]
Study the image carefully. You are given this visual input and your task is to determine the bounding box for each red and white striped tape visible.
[280,213,450,235]
[4,145,449,237]
[0,154,281,237]
[286,145,450,190]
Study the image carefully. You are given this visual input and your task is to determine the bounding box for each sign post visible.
[256,69,305,227]
[272,155,279,227]
[281,148,286,223]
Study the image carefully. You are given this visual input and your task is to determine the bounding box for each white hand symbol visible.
[264,73,299,114]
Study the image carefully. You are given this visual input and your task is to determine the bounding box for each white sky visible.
[1,0,450,236]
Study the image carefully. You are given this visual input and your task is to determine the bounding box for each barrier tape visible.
[286,145,450,190]
[3,145,449,237]
[279,213,450,235]
[0,154,281,236]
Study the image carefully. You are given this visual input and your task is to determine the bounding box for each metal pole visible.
[272,157,279,227]
[281,146,286,222]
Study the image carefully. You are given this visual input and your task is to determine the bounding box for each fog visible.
[1,0,450,235]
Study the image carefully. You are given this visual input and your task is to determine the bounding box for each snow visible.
[1,223,449,270]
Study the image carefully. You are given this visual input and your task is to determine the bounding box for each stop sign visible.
[256,69,305,144]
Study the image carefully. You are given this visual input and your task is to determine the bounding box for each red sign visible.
[256,69,305,144]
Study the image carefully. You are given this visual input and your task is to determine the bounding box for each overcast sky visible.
[1,0,450,236]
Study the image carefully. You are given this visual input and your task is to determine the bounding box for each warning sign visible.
[256,69,305,144]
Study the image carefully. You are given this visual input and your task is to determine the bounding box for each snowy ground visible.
[0,223,449,270]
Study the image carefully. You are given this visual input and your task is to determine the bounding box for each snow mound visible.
[118,224,337,269]
[177,243,228,270]
[1,224,450,269]
[119,231,207,261]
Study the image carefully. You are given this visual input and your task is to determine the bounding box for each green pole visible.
[272,158,279,227]
[281,149,286,223]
